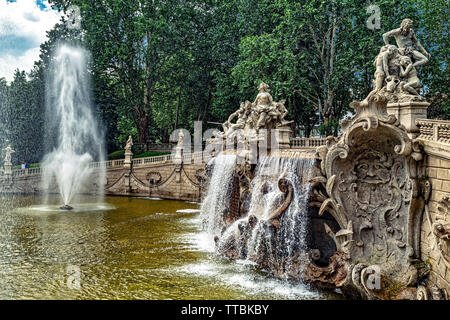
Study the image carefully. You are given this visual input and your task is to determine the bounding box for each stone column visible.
[174,146,183,183]
[387,101,429,139]
[123,136,133,193]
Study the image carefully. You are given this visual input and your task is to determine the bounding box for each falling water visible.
[246,157,314,277]
[203,154,314,279]
[41,44,105,207]
[200,154,237,237]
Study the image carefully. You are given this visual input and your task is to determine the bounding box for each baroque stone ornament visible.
[362,19,430,106]
[426,197,450,270]
[308,94,426,299]
[210,82,293,156]
[3,145,15,175]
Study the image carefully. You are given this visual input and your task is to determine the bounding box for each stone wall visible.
[0,154,206,203]
[417,119,450,298]
[105,162,205,202]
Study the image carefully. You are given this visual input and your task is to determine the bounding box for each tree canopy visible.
[0,0,448,164]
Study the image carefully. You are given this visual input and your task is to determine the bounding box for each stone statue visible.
[253,82,274,129]
[177,131,184,147]
[360,19,430,105]
[383,19,430,68]
[217,82,292,140]
[366,45,398,100]
[221,101,253,138]
[125,135,133,154]
[3,145,14,165]
[399,55,421,96]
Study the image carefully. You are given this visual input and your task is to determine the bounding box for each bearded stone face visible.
[354,153,391,184]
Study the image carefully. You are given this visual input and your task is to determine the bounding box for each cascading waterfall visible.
[202,154,314,279]
[246,157,314,277]
[41,44,105,208]
[200,154,237,237]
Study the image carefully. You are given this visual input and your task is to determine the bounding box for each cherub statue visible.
[383,18,430,68]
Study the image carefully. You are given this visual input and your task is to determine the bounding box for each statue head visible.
[400,55,412,66]
[400,19,413,32]
[258,82,269,93]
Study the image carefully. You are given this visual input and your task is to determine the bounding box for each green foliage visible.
[107,150,125,160]
[1,0,448,160]
[134,151,171,159]
[107,150,170,160]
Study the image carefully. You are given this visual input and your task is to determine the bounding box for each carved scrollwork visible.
[195,169,207,184]
[416,285,429,300]
[426,197,450,269]
[309,94,425,299]
[146,171,162,186]
[267,178,293,229]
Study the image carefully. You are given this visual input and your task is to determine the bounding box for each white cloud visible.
[0,0,62,82]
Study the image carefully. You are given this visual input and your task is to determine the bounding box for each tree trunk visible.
[135,113,149,145]
[174,87,181,131]
[201,85,213,123]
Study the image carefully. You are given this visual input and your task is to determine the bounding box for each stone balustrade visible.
[1,151,213,178]
[417,119,450,144]
[290,137,327,149]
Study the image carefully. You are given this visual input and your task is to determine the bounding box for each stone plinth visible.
[4,164,12,175]
[387,101,429,138]
[275,126,293,150]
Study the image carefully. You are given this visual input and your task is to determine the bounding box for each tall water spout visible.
[42,44,105,207]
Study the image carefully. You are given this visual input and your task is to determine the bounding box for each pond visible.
[0,195,340,299]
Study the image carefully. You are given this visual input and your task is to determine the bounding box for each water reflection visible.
[0,195,341,300]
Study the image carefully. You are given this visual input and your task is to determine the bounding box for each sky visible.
[0,0,61,82]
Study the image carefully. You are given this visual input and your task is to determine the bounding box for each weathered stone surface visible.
[309,93,426,299]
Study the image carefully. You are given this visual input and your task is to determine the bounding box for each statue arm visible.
[411,30,430,57]
[382,29,398,45]
[227,110,238,123]
[400,65,412,77]
[382,53,390,77]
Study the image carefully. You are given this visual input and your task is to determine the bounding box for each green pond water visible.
[0,195,340,300]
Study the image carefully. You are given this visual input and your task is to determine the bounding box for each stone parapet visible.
[386,101,429,138]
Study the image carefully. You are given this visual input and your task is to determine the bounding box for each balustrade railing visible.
[2,151,210,179]
[290,137,327,149]
[416,119,450,144]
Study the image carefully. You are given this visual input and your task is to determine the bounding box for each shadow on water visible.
[0,194,342,299]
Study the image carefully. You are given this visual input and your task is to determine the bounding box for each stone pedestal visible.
[387,101,429,138]
[4,164,12,176]
[173,146,183,165]
[275,125,293,149]
[123,151,133,192]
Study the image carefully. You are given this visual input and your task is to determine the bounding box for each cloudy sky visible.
[0,0,61,82]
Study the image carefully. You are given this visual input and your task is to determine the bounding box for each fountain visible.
[201,82,315,280]
[41,44,105,209]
